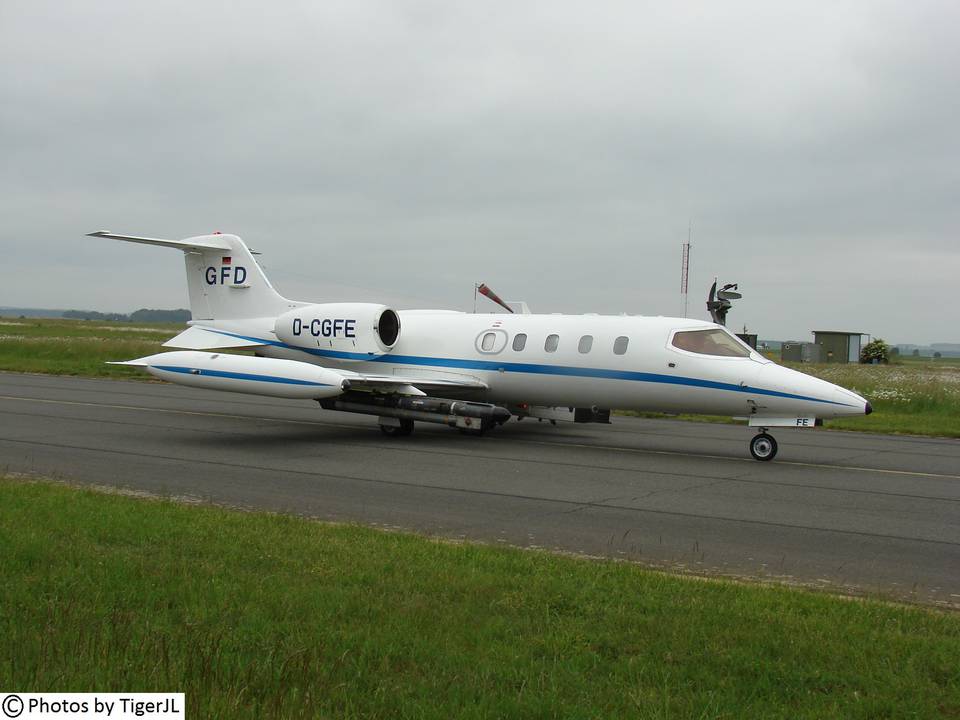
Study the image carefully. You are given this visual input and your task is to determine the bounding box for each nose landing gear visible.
[749,431,778,461]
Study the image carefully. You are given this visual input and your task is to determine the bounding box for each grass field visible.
[2,316,959,437]
[793,361,960,436]
[2,476,958,719]
[0,317,179,378]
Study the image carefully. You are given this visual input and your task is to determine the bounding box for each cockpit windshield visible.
[671,328,751,358]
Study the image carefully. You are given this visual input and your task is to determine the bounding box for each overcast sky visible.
[1,1,957,343]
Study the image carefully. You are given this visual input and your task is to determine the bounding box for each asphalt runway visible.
[1,372,958,607]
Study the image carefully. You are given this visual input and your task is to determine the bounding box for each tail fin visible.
[88,231,294,321]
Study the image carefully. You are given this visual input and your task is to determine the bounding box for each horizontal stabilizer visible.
[88,231,232,252]
[163,326,268,350]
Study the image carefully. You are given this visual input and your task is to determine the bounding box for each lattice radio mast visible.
[680,223,691,318]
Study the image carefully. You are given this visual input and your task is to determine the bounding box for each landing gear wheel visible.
[380,419,414,437]
[457,418,495,437]
[750,432,778,462]
[458,419,491,436]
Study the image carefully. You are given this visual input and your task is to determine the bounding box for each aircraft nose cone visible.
[865,401,873,415]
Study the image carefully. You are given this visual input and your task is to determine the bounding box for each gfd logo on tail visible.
[205,256,247,285]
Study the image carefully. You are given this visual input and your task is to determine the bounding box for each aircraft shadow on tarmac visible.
[158,418,743,464]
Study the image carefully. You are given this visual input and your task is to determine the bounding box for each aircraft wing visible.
[157,332,488,396]
[336,370,488,397]
[336,368,488,396]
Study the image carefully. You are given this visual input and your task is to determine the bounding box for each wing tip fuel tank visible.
[113,351,349,400]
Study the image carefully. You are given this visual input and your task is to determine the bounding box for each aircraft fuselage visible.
[251,311,867,421]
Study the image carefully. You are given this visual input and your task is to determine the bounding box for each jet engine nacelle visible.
[275,303,401,357]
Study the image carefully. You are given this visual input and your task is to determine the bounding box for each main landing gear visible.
[379,419,414,437]
[457,418,492,436]
[749,431,778,462]
[377,417,497,437]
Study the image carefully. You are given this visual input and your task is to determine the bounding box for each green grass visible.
[2,477,959,719]
[793,362,960,437]
[0,316,179,378]
[0,316,183,339]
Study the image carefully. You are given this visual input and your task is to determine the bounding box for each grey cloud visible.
[1,0,957,343]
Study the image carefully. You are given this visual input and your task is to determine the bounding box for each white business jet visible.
[90,231,871,461]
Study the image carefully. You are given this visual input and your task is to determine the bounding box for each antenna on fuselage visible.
[706,279,742,326]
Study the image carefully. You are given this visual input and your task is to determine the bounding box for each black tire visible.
[458,418,491,436]
[380,420,414,437]
[458,427,486,436]
[750,432,778,461]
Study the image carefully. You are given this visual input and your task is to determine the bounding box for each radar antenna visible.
[706,279,742,326]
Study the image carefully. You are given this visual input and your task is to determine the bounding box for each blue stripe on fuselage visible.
[154,365,331,387]
[204,329,850,407]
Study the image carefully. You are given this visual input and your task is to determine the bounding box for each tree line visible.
[61,308,191,323]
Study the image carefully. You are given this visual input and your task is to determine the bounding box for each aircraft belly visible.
[485,372,752,415]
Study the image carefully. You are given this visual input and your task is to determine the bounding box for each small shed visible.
[812,331,867,364]
[781,342,821,364]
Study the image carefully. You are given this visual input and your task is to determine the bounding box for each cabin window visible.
[671,329,750,358]
[613,336,629,355]
[544,334,559,353]
[481,332,496,352]
[512,333,527,351]
[578,335,593,354]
